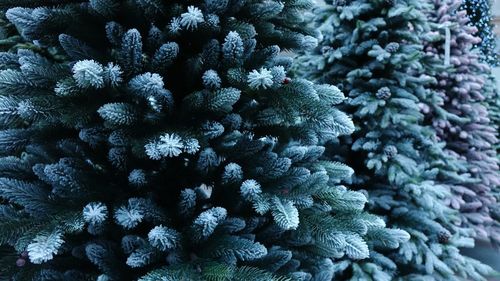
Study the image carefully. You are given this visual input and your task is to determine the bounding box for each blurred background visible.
[493,0,499,90]
[464,1,500,279]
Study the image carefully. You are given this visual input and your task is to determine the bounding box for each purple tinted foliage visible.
[424,0,500,246]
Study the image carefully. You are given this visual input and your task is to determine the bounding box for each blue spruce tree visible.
[0,0,408,280]
[299,0,495,279]
[422,0,500,248]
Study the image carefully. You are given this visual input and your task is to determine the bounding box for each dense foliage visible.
[423,0,500,248]
[300,0,497,279]
[0,0,498,280]
[0,0,409,280]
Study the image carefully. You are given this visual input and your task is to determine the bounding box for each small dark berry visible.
[16,258,26,267]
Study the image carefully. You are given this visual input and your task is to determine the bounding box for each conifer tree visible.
[486,77,500,158]
[422,0,500,248]
[300,0,495,279]
[0,0,408,280]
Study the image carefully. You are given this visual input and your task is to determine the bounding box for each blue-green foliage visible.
[299,0,495,280]
[423,0,500,249]
[0,0,405,280]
